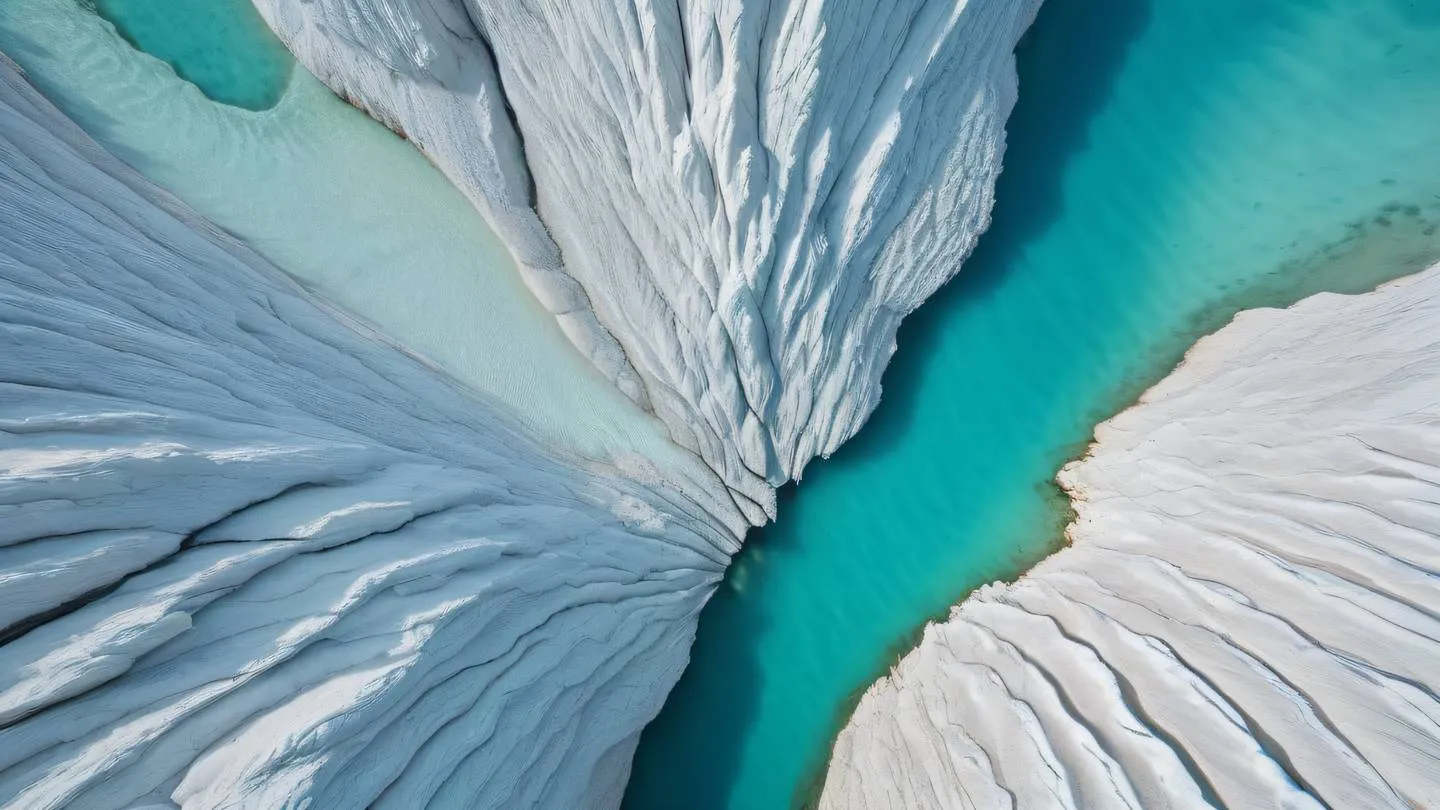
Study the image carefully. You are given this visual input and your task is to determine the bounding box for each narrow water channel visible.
[625,1,1440,807]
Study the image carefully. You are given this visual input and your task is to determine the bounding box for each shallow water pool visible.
[89,0,292,109]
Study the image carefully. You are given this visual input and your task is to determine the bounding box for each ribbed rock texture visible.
[249,0,1043,522]
[823,266,1440,809]
[0,58,739,810]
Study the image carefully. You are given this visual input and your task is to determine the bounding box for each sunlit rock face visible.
[823,266,1440,809]
[0,57,738,810]
[0,0,1050,803]
[249,0,1043,523]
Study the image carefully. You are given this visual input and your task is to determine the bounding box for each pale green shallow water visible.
[627,0,1440,807]
[0,0,698,474]
[6,1,1440,808]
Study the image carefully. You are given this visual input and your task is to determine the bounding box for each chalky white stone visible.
[824,265,1440,809]
[248,0,1043,522]
[0,57,737,810]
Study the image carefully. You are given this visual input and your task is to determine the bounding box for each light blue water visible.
[89,0,292,109]
[625,1,1440,807]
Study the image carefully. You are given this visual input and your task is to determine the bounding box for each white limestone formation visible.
[0,0,1048,803]
[0,0,729,504]
[10,0,1440,806]
[823,265,1440,809]
[248,0,1043,521]
[0,57,739,810]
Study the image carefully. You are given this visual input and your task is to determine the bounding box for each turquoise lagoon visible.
[3,0,1440,808]
[626,0,1440,807]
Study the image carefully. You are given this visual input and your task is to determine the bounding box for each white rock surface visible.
[0,0,710,475]
[0,56,739,809]
[823,265,1440,809]
[242,0,655,415]
[249,0,1043,521]
[2,0,1048,803]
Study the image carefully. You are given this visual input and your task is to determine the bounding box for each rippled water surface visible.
[625,1,1440,807]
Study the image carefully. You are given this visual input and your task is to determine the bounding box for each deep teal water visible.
[89,0,291,109]
[625,1,1440,808]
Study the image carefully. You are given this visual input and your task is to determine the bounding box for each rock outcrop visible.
[248,0,1043,521]
[824,266,1440,809]
[0,0,1049,803]
[0,56,737,810]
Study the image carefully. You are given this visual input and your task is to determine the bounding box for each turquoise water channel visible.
[6,0,1440,808]
[625,0,1440,807]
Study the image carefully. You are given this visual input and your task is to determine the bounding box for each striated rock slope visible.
[823,265,1440,808]
[0,56,739,810]
[248,0,1043,521]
